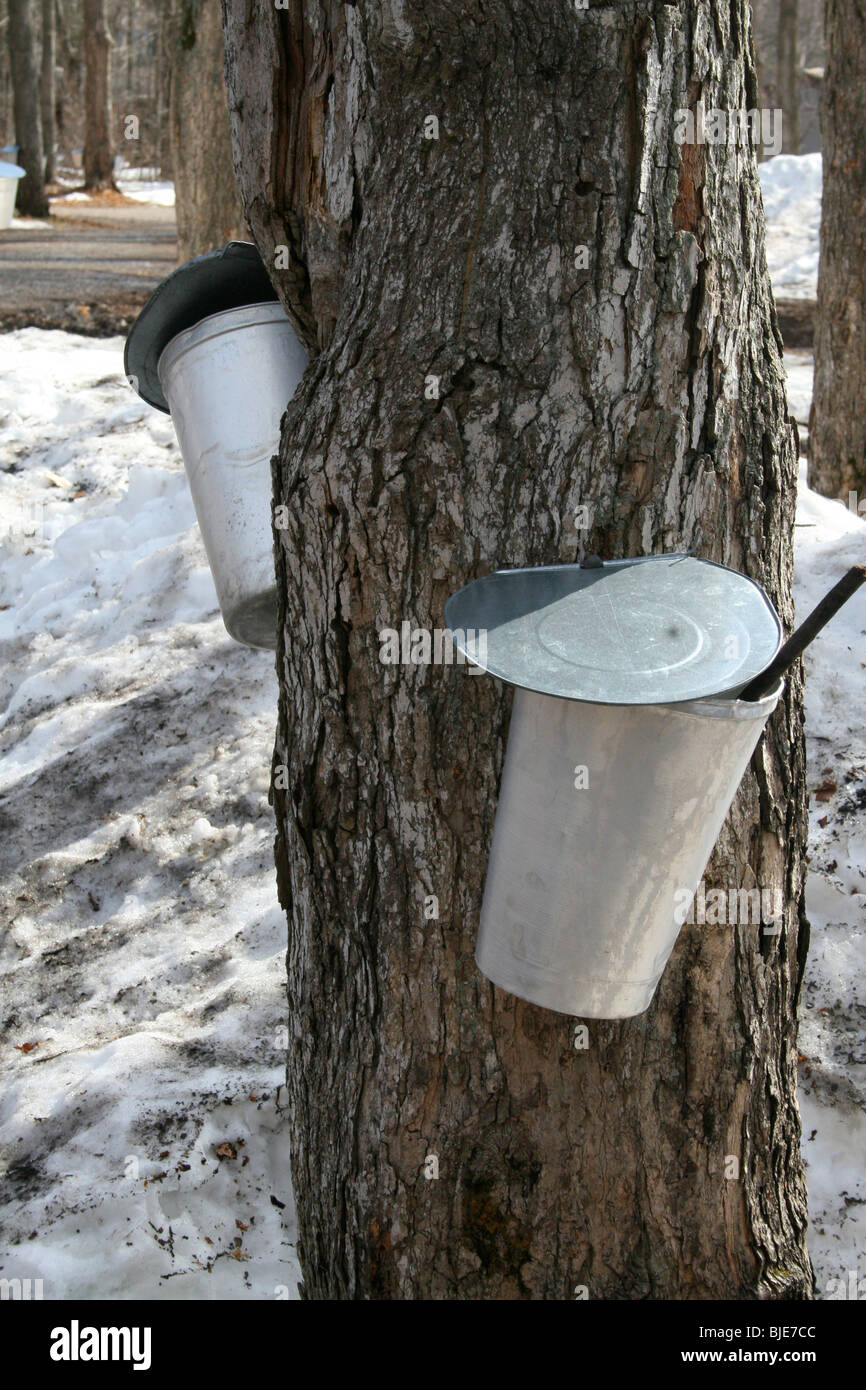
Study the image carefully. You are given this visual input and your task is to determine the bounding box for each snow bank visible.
[116,178,176,208]
[0,331,298,1299]
[116,162,176,207]
[758,153,822,300]
[794,465,866,1294]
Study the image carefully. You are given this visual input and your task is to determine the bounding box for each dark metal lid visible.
[124,241,279,412]
[444,556,783,705]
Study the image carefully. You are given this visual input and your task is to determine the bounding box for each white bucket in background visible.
[0,161,26,230]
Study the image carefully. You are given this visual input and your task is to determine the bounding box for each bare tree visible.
[750,0,772,114]
[222,0,812,1299]
[40,0,55,181]
[82,0,114,190]
[53,0,80,154]
[6,0,49,215]
[778,0,801,152]
[809,0,866,500]
[167,0,244,261]
[155,0,171,178]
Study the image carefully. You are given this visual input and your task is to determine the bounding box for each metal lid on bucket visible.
[124,241,280,413]
[444,556,782,705]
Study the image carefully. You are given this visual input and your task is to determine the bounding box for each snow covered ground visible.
[0,335,298,1298]
[115,171,176,208]
[49,163,177,209]
[0,153,862,1300]
[796,472,866,1296]
[759,152,822,301]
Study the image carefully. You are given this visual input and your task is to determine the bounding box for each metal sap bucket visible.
[124,242,308,651]
[445,556,785,1019]
[0,161,26,230]
[475,681,782,1018]
[157,302,306,649]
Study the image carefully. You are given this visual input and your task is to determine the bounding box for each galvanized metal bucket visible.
[475,680,782,1018]
[0,161,26,230]
[157,301,308,650]
[446,556,785,1018]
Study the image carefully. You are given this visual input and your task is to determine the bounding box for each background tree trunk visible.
[223,0,812,1299]
[40,0,55,182]
[750,0,772,117]
[126,0,133,95]
[53,0,79,155]
[6,0,49,216]
[155,0,171,180]
[82,0,114,190]
[809,0,866,501]
[778,0,801,152]
[167,0,244,261]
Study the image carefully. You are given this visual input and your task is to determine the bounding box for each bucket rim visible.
[157,300,291,384]
[124,240,281,413]
[444,556,783,707]
[510,677,785,719]
[661,676,784,718]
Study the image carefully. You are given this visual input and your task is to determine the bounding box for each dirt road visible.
[0,196,177,336]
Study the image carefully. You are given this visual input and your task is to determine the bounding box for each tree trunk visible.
[223,0,812,1299]
[54,0,79,153]
[82,0,114,191]
[6,0,49,217]
[809,0,866,501]
[126,0,133,96]
[750,0,770,118]
[40,0,55,182]
[778,0,801,153]
[167,0,244,262]
[155,0,171,180]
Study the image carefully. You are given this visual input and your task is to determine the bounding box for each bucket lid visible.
[444,556,782,705]
[0,160,26,178]
[124,241,280,412]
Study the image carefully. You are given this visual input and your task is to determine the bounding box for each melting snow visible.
[0,152,862,1297]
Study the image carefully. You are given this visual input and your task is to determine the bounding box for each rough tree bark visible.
[40,0,55,182]
[809,0,866,501]
[778,0,801,153]
[223,0,812,1299]
[82,0,114,191]
[167,0,245,261]
[6,0,49,216]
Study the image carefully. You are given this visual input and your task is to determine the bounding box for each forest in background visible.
[0,0,831,209]
[1,0,244,258]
